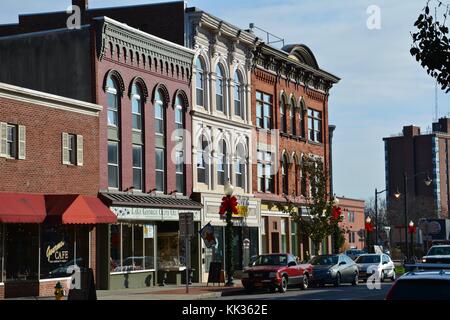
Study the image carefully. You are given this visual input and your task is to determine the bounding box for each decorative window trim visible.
[103,70,125,95]
[172,89,189,111]
[128,77,149,101]
[151,83,170,106]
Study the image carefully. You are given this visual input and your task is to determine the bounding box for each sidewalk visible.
[5,283,244,300]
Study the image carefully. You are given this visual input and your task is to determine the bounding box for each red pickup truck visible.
[241,253,313,293]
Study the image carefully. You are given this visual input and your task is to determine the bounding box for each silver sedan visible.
[355,253,396,282]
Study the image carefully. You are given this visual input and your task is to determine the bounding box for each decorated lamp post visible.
[220,180,238,286]
[331,198,343,254]
[408,221,417,261]
[365,216,374,252]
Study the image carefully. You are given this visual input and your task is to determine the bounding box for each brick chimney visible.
[72,0,88,12]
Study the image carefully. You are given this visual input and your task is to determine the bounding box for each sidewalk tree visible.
[277,156,343,256]
[410,0,450,92]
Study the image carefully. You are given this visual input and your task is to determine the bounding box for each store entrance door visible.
[271,232,280,253]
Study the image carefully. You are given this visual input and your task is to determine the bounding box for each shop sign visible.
[46,240,69,264]
[111,206,200,221]
[234,196,249,218]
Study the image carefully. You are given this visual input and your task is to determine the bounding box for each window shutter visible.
[62,132,69,164]
[18,125,26,160]
[0,122,7,157]
[76,135,83,166]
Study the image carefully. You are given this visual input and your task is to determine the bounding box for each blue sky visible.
[1,0,449,201]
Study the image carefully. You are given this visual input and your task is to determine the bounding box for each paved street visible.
[214,283,392,300]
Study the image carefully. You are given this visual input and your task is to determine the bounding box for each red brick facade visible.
[0,96,99,195]
[94,26,194,197]
[337,197,365,250]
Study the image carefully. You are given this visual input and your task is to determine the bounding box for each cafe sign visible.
[46,240,69,264]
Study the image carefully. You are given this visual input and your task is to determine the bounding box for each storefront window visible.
[261,218,267,254]
[5,224,39,281]
[281,219,287,253]
[158,232,182,269]
[291,221,298,257]
[205,226,224,272]
[249,228,259,259]
[40,225,74,279]
[110,223,155,273]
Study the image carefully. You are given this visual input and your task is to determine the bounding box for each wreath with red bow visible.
[331,206,342,221]
[219,196,239,215]
[365,222,374,232]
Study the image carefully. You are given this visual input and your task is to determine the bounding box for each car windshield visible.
[253,255,288,266]
[309,256,338,266]
[388,279,450,300]
[356,255,381,263]
[427,247,450,256]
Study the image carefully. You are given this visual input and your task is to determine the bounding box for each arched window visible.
[197,135,209,184]
[234,71,244,118]
[217,139,228,185]
[155,89,166,192]
[195,57,205,107]
[106,75,119,127]
[282,154,289,195]
[216,64,225,112]
[280,96,287,133]
[235,144,246,189]
[290,98,296,136]
[175,95,185,194]
[131,84,142,131]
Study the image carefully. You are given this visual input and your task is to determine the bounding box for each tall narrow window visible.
[131,84,142,131]
[132,144,143,191]
[106,76,119,127]
[256,91,273,129]
[175,95,185,194]
[216,64,224,112]
[308,109,323,142]
[234,71,243,118]
[217,139,228,186]
[282,154,289,195]
[299,99,306,138]
[301,168,307,197]
[197,135,209,184]
[68,134,76,165]
[155,89,166,192]
[195,58,205,107]
[290,99,296,136]
[235,144,246,189]
[108,141,119,188]
[257,151,274,193]
[6,124,17,158]
[280,97,286,132]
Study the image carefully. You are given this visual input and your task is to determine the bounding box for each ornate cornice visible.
[94,17,194,75]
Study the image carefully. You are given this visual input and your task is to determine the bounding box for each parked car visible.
[345,249,365,260]
[386,270,450,300]
[421,245,450,264]
[355,253,396,282]
[309,254,359,287]
[241,253,312,293]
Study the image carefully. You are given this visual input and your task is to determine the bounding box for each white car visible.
[355,253,396,282]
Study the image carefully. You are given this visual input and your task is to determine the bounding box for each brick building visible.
[251,43,339,260]
[383,118,450,249]
[0,11,202,289]
[0,82,116,298]
[336,197,365,251]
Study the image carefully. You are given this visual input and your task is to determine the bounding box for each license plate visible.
[255,273,263,277]
[254,282,263,287]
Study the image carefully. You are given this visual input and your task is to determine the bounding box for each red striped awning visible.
[45,195,117,224]
[0,192,47,223]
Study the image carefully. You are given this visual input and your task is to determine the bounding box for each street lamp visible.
[375,188,387,246]
[394,172,432,263]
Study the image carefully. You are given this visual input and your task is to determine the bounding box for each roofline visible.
[185,8,258,47]
[96,16,195,55]
[0,82,102,116]
[336,196,365,204]
[260,43,340,83]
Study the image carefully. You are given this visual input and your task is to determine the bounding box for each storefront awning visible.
[45,195,117,224]
[0,192,47,223]
[99,192,203,210]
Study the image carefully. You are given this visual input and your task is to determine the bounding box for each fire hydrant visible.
[54,281,64,300]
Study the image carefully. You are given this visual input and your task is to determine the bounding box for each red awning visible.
[45,195,117,224]
[0,192,47,223]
